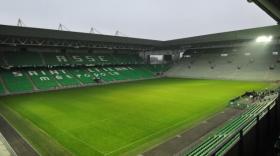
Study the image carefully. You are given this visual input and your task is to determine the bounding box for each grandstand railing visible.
[207,97,277,156]
[174,92,279,156]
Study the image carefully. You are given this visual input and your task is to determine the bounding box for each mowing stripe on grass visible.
[0,78,271,156]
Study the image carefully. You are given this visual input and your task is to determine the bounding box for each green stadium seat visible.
[114,55,144,65]
[0,59,5,66]
[93,54,117,65]
[101,67,127,81]
[113,55,129,64]
[0,82,5,95]
[68,68,96,84]
[67,53,98,65]
[115,67,141,80]
[147,64,170,73]
[4,52,43,67]
[4,51,145,67]
[26,70,59,90]
[43,53,71,66]
[0,63,157,94]
[0,53,6,67]
[54,53,118,66]
[46,69,81,86]
[1,70,34,93]
[135,56,145,64]
[132,66,154,79]
[113,66,154,80]
[86,68,115,82]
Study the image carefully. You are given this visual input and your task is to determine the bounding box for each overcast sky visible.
[0,0,276,40]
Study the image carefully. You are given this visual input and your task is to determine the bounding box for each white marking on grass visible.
[4,104,104,156]
[48,123,105,155]
[104,113,212,156]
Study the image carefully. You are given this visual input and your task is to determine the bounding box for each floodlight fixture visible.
[256,35,273,43]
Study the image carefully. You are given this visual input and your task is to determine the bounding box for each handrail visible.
[182,92,278,156]
[208,94,278,156]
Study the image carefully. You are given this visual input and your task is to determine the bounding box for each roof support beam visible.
[248,0,280,24]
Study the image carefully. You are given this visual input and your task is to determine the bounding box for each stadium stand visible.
[1,52,145,67]
[0,60,5,67]
[137,66,155,78]
[0,47,147,71]
[66,53,117,65]
[1,70,33,93]
[87,67,115,82]
[84,54,116,66]
[0,82,5,95]
[114,54,144,64]
[147,64,170,73]
[4,52,43,67]
[115,67,138,79]
[0,54,6,67]
[167,49,280,81]
[42,53,71,66]
[68,68,97,84]
[67,53,117,66]
[47,69,81,87]
[98,54,118,65]
[26,70,59,90]
[114,66,151,80]
[116,67,142,79]
[102,67,127,81]
[0,45,277,97]
[67,53,97,65]
[0,49,163,95]
[0,66,158,94]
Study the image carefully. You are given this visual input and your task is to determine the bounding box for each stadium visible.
[0,0,279,156]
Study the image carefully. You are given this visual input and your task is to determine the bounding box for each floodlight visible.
[256,35,273,43]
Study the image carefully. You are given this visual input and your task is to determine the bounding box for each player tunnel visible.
[145,54,177,64]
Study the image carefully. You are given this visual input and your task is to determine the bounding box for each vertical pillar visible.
[173,53,180,63]
[255,115,260,156]
[163,55,172,64]
[239,129,244,156]
[276,96,280,135]
[146,55,151,64]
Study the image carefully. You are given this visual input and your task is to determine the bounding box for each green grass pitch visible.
[0,78,271,156]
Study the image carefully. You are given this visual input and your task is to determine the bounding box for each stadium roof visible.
[164,25,280,46]
[0,24,279,50]
[248,0,280,23]
[0,24,161,46]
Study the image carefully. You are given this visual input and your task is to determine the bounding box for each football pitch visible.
[0,78,271,156]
